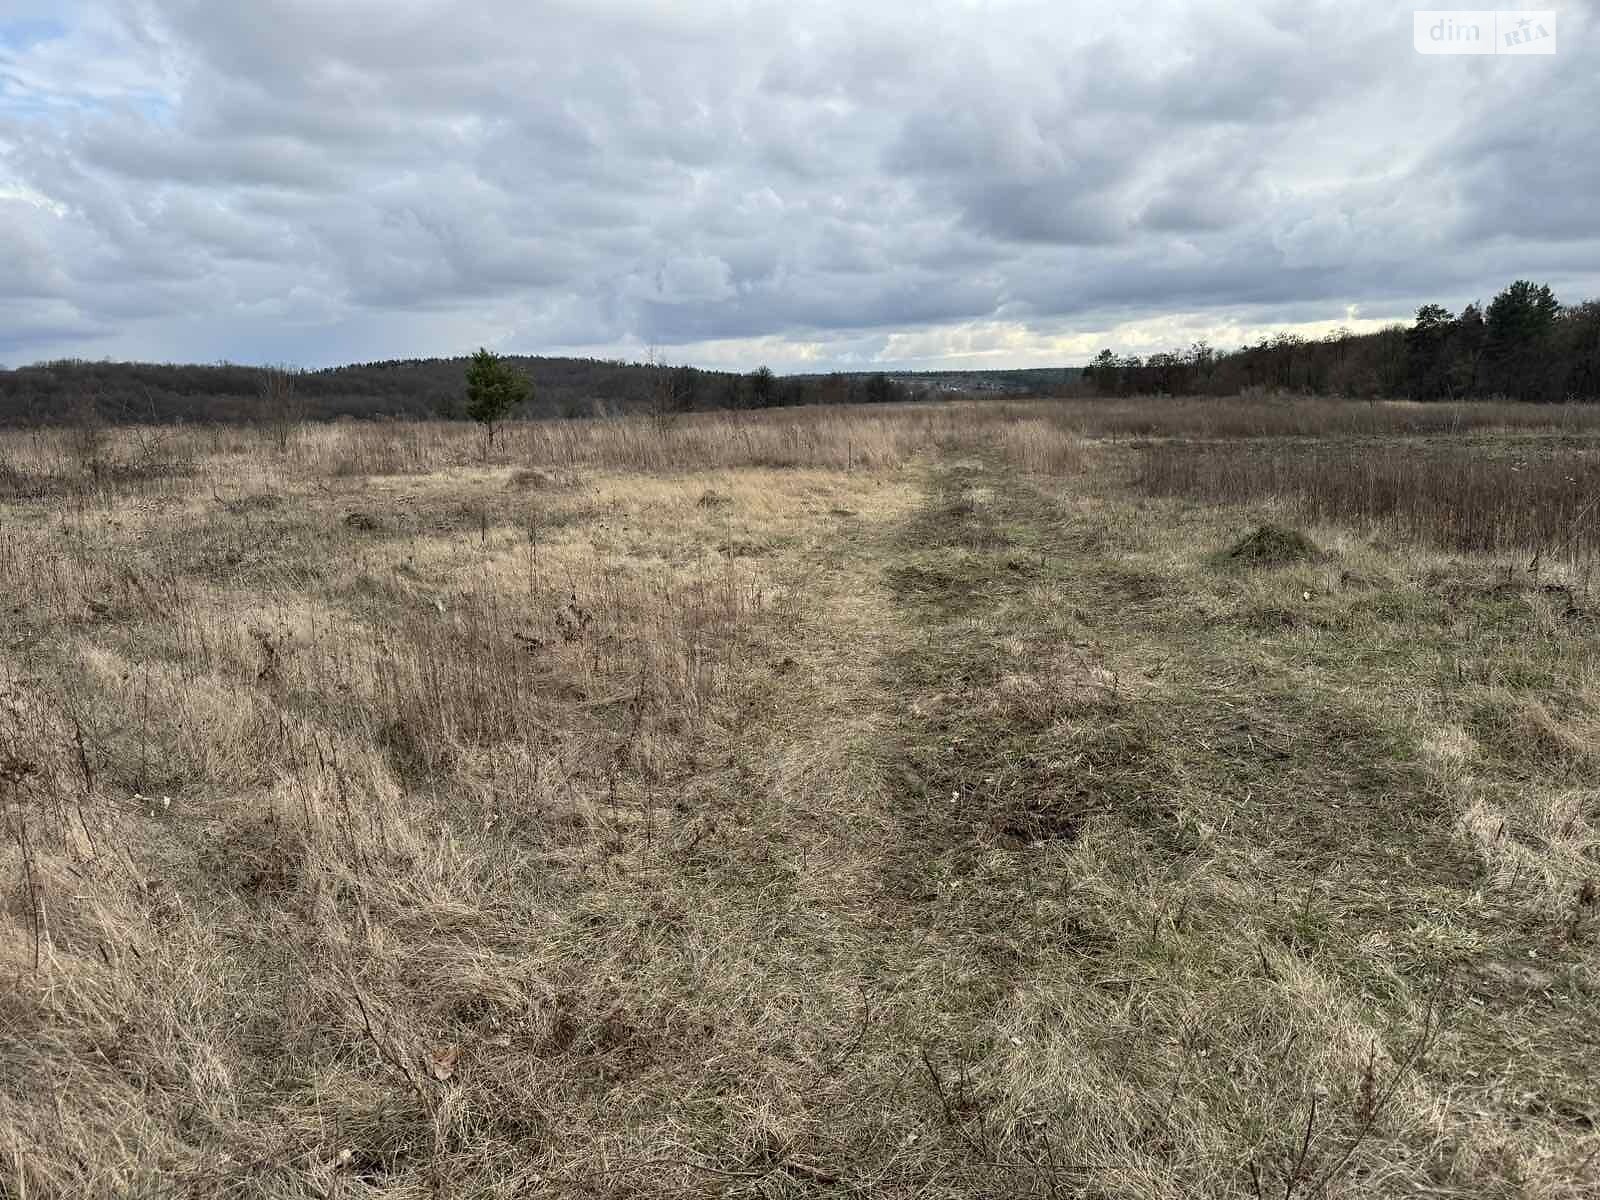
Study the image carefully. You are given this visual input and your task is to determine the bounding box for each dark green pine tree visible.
[1485,281,1560,401]
[464,347,532,451]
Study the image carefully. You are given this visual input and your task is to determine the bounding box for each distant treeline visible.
[9,278,1596,426]
[0,355,921,427]
[1088,280,1600,403]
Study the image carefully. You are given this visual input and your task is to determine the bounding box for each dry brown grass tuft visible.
[994,416,1088,474]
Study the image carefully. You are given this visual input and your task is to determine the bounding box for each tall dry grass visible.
[0,449,792,1195]
[0,405,989,498]
[1049,394,1600,441]
[288,404,993,477]
[1138,441,1600,566]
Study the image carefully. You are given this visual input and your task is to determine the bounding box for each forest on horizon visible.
[3,279,1597,426]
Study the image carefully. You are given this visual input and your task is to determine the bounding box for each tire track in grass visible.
[852,449,1183,1194]
[876,452,1183,917]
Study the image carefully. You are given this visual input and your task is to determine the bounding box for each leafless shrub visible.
[63,394,108,481]
[259,366,306,453]
[125,422,192,480]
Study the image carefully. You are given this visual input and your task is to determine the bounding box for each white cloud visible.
[0,0,1596,369]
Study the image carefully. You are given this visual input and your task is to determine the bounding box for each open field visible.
[3,398,1599,1198]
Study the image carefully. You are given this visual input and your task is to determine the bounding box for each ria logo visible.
[1501,13,1554,49]
[1413,10,1556,54]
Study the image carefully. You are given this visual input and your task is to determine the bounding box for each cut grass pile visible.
[1223,523,1321,567]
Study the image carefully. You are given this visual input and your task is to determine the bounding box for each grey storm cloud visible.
[1,0,1597,369]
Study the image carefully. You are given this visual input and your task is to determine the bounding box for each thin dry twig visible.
[1306,974,1450,1195]
[349,979,431,1107]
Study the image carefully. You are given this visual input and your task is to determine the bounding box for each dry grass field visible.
[3,397,1599,1198]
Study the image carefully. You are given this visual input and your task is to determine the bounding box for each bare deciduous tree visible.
[259,366,305,453]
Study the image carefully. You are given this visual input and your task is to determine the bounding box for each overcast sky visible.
[1,1,1596,371]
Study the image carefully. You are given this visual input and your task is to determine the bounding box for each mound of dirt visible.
[1224,523,1318,566]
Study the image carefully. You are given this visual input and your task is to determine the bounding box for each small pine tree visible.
[464,348,532,452]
